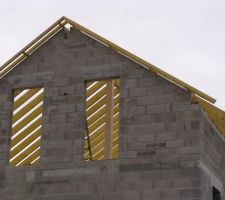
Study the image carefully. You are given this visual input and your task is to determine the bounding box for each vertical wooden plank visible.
[104,80,114,159]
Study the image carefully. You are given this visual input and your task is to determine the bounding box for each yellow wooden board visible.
[10,88,44,167]
[85,80,120,160]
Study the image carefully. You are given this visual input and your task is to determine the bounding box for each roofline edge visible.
[0,16,216,104]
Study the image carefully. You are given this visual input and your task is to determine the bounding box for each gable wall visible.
[0,28,214,199]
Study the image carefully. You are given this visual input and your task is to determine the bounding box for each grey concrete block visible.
[147,103,171,114]
[137,95,174,106]
[138,77,156,87]
[129,106,146,116]
[123,191,141,200]
[129,87,146,97]
[141,190,160,200]
[180,189,201,199]
[122,79,137,89]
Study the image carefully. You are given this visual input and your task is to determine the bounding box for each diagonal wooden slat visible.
[10,139,41,166]
[87,106,106,126]
[92,135,119,160]
[87,93,119,126]
[86,81,106,98]
[14,88,41,110]
[10,88,44,167]
[84,119,119,160]
[31,157,40,165]
[86,87,106,109]
[88,115,106,133]
[12,106,43,135]
[86,97,106,117]
[84,127,119,156]
[13,92,43,124]
[11,118,42,146]
[18,148,41,166]
[14,89,23,97]
[84,79,120,161]
[10,128,41,158]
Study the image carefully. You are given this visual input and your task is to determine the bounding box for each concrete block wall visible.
[199,110,225,198]
[0,27,223,199]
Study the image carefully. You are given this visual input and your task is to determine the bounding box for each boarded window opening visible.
[9,87,44,166]
[84,79,120,161]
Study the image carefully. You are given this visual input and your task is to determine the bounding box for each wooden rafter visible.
[0,16,216,104]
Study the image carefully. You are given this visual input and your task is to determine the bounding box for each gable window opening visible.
[9,87,44,167]
[84,78,120,161]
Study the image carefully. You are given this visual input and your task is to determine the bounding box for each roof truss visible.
[1,16,224,137]
[0,16,216,104]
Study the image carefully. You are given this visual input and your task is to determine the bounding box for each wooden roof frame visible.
[1,16,224,136]
[0,16,215,103]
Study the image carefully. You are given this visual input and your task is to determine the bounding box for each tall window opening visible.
[84,79,120,161]
[9,87,44,166]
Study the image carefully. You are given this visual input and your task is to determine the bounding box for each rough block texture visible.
[0,28,224,199]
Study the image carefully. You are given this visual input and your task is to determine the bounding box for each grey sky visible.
[1,0,225,110]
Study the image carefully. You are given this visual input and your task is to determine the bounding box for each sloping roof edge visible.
[0,16,216,104]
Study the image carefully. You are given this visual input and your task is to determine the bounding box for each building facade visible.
[0,17,224,200]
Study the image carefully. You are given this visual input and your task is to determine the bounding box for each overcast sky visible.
[0,0,225,110]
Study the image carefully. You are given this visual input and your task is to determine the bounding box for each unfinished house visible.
[0,16,225,200]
